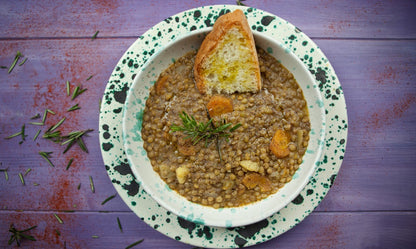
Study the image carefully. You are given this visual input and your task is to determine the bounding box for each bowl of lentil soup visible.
[122,29,325,227]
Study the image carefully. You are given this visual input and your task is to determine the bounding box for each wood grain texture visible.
[0,0,415,39]
[1,0,415,248]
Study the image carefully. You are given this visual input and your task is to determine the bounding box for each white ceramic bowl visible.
[122,28,325,228]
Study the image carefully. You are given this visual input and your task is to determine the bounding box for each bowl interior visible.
[122,29,325,228]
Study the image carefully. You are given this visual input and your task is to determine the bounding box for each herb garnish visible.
[33,129,41,141]
[101,194,116,205]
[170,111,241,160]
[8,51,23,74]
[125,239,144,249]
[5,124,27,144]
[86,75,94,81]
[66,81,71,96]
[71,85,88,100]
[61,129,93,153]
[8,223,37,246]
[18,173,25,185]
[67,103,80,112]
[117,217,123,232]
[0,168,9,181]
[53,213,63,224]
[89,176,95,193]
[66,158,74,170]
[39,151,54,167]
[236,0,247,6]
[92,31,99,40]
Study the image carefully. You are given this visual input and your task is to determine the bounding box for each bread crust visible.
[194,9,261,94]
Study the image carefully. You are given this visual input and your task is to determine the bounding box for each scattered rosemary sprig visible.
[61,129,93,153]
[5,124,27,144]
[117,217,123,233]
[49,117,66,132]
[65,158,74,170]
[0,168,9,181]
[89,176,95,193]
[24,168,31,177]
[86,75,94,81]
[67,103,80,112]
[18,173,25,185]
[236,0,247,6]
[18,57,28,66]
[101,194,116,205]
[8,223,37,247]
[39,151,54,167]
[66,81,71,96]
[92,31,99,40]
[125,239,144,249]
[30,113,41,120]
[53,213,63,224]
[8,51,23,74]
[71,85,88,100]
[33,129,41,141]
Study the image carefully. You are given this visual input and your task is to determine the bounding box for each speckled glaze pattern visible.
[99,5,348,248]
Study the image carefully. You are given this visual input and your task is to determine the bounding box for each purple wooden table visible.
[1,0,415,248]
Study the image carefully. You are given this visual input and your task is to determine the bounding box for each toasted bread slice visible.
[194,9,261,94]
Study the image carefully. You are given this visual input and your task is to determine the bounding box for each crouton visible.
[242,173,272,192]
[270,129,290,158]
[206,95,233,117]
[239,160,259,172]
[176,166,190,184]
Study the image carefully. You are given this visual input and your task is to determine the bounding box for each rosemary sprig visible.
[30,113,41,119]
[92,31,99,40]
[5,124,27,144]
[125,239,144,249]
[117,217,123,232]
[101,194,116,205]
[18,57,28,66]
[39,151,54,167]
[89,176,95,193]
[236,0,247,6]
[8,223,37,247]
[86,75,94,81]
[61,129,93,153]
[65,158,74,170]
[67,103,80,112]
[71,85,88,100]
[8,51,23,74]
[18,173,25,185]
[33,129,41,141]
[49,117,66,132]
[53,213,63,224]
[170,111,241,157]
[66,81,71,96]
[0,168,9,181]
[24,168,31,176]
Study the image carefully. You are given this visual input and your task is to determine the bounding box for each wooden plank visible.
[1,38,416,213]
[0,211,414,248]
[0,0,415,39]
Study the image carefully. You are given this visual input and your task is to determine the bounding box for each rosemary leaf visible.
[24,168,31,176]
[117,217,123,232]
[49,117,66,132]
[101,194,116,205]
[39,151,54,167]
[125,239,144,249]
[42,109,48,123]
[33,129,41,141]
[71,85,87,100]
[33,182,39,186]
[8,51,22,74]
[30,113,41,119]
[77,183,81,190]
[92,31,99,40]
[1,168,9,181]
[65,158,74,170]
[47,109,56,115]
[29,122,44,126]
[55,229,61,236]
[66,80,71,96]
[53,213,63,224]
[67,103,80,112]
[236,0,246,6]
[18,57,28,66]
[89,176,95,193]
[92,235,99,239]
[5,131,22,139]
[18,173,25,185]
[86,75,94,81]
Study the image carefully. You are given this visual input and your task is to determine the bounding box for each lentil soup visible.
[141,48,310,208]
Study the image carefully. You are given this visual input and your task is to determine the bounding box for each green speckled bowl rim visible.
[99,5,348,248]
